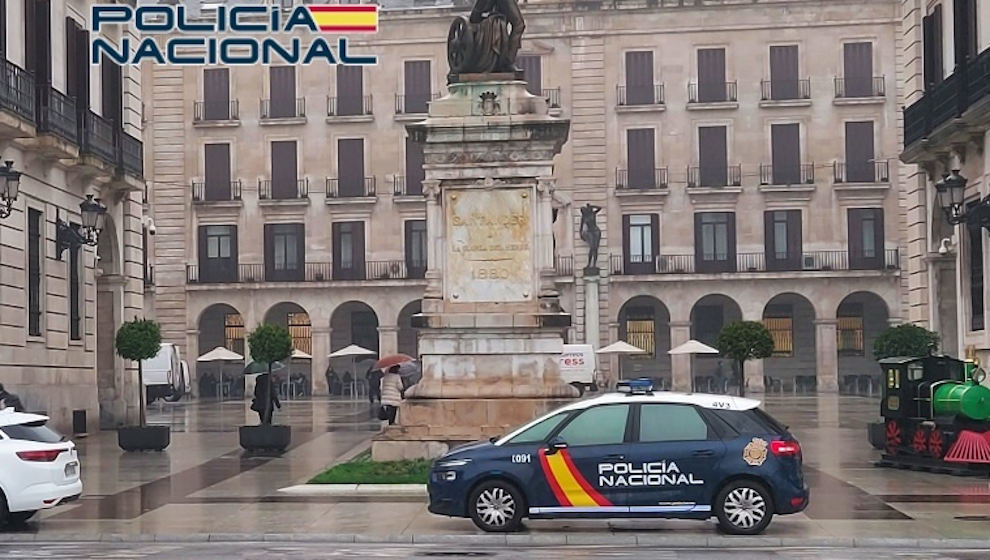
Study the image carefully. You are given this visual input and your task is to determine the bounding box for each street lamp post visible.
[56,194,108,259]
[935,170,990,231]
[0,161,22,220]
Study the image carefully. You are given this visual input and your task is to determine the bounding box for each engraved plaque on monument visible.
[445,187,534,303]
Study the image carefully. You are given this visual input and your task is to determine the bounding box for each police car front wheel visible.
[468,480,525,532]
[714,480,774,535]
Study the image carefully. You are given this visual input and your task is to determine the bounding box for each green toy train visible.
[867,355,990,474]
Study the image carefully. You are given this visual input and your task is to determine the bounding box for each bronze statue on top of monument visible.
[446,0,526,82]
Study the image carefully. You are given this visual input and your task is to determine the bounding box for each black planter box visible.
[117,425,171,452]
[239,425,291,453]
[867,421,886,450]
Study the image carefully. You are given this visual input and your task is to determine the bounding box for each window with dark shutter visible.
[953,0,977,63]
[770,123,801,185]
[27,208,42,336]
[337,138,365,197]
[199,225,238,283]
[843,42,874,97]
[203,68,230,120]
[269,66,296,118]
[405,220,427,279]
[695,212,735,273]
[264,223,304,282]
[844,121,875,182]
[623,214,658,274]
[336,65,363,116]
[699,126,728,187]
[404,60,431,113]
[769,45,799,100]
[625,51,655,104]
[848,208,884,270]
[968,200,985,331]
[101,57,122,126]
[271,140,298,199]
[518,55,542,96]
[626,128,655,189]
[333,221,366,280]
[0,0,6,58]
[923,6,944,88]
[25,0,51,86]
[697,48,727,102]
[764,210,802,271]
[966,0,978,60]
[405,136,425,195]
[69,236,81,341]
[204,144,231,201]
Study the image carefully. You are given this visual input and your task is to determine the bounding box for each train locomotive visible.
[867,355,990,475]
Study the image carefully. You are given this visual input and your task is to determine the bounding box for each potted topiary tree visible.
[716,321,775,398]
[873,323,939,360]
[240,323,293,453]
[115,318,170,451]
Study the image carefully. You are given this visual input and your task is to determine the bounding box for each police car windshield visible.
[500,412,570,445]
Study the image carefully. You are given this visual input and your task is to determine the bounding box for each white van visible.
[560,344,598,396]
[142,343,190,403]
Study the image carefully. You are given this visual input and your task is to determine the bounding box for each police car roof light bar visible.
[617,378,653,395]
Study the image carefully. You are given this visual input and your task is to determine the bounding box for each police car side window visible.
[555,404,630,447]
[638,404,710,442]
[505,413,570,444]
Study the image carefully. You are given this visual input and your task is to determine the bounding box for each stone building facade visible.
[0,0,146,433]
[143,0,906,397]
[900,0,989,366]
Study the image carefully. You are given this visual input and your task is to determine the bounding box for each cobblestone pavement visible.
[1,394,988,541]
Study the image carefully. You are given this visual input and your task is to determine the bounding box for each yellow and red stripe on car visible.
[538,448,612,507]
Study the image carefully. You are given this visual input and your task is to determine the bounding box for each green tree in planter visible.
[716,321,775,398]
[247,324,293,425]
[873,323,939,360]
[115,319,162,426]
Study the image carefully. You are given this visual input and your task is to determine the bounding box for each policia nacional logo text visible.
[598,461,704,488]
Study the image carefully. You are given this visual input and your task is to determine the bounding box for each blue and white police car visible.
[428,380,808,534]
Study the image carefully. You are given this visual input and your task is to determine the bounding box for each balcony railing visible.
[609,249,900,276]
[555,255,574,276]
[261,97,306,119]
[834,76,886,98]
[0,59,36,123]
[543,87,561,109]
[118,130,143,177]
[833,160,890,184]
[193,100,239,122]
[186,260,425,284]
[36,84,78,145]
[759,163,815,186]
[81,110,117,164]
[688,81,738,103]
[687,165,742,187]
[327,94,373,117]
[760,79,811,101]
[904,45,990,147]
[326,176,376,198]
[616,167,668,190]
[259,178,309,200]
[395,92,441,114]
[193,180,242,202]
[617,84,665,106]
[392,175,424,196]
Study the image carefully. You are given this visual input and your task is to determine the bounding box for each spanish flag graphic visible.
[539,448,612,507]
[308,5,379,33]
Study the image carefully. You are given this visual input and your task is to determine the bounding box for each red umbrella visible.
[375,353,414,371]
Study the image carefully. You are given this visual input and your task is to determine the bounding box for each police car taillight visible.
[617,378,653,394]
[770,440,801,456]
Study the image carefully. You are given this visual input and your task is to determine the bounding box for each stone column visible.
[583,274,600,350]
[815,319,839,392]
[745,359,765,394]
[422,180,443,306]
[669,321,692,392]
[537,177,559,301]
[311,326,331,396]
[379,325,399,356]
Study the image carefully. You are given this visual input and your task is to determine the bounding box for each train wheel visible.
[885,421,902,455]
[912,427,928,454]
[928,430,945,459]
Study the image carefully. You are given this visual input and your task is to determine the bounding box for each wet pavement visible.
[2,395,989,541]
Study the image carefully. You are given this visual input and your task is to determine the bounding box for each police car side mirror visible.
[546,437,567,455]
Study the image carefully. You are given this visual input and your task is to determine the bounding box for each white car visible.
[0,409,82,526]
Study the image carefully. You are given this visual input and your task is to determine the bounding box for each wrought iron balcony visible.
[904,45,990,148]
[261,97,306,120]
[118,130,143,178]
[327,94,373,117]
[326,176,376,198]
[834,76,885,98]
[760,79,811,101]
[259,178,309,200]
[616,167,668,190]
[0,59,35,124]
[193,100,239,122]
[609,249,900,276]
[617,84,665,106]
[186,260,425,284]
[759,163,815,185]
[543,87,562,109]
[555,255,574,277]
[394,92,441,114]
[392,174,424,196]
[192,179,242,202]
[687,165,742,188]
[688,81,738,104]
[36,84,78,145]
[81,110,117,165]
[833,160,890,184]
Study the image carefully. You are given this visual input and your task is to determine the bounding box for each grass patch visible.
[309,450,432,484]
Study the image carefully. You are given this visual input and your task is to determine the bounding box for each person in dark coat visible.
[366,366,383,404]
[250,374,281,424]
[0,384,25,412]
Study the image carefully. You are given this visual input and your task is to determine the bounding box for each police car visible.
[428,379,808,535]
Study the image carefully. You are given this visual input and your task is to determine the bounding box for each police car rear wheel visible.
[715,480,773,535]
[468,480,524,532]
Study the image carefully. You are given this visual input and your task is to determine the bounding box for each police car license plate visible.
[65,462,78,478]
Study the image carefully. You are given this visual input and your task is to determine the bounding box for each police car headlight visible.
[440,471,457,481]
[436,458,472,468]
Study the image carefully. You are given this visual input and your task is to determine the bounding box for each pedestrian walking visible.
[366,366,383,404]
[250,373,281,424]
[380,365,404,425]
[0,383,24,412]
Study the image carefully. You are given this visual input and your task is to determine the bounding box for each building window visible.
[848,208,884,270]
[923,5,944,88]
[335,65,364,116]
[954,0,978,63]
[268,65,297,118]
[405,220,427,279]
[693,305,724,348]
[622,214,658,275]
[624,50,656,104]
[287,311,312,355]
[698,126,729,187]
[27,208,42,336]
[763,305,793,357]
[764,210,801,271]
[626,128,656,189]
[403,60,432,113]
[198,225,238,283]
[770,123,801,185]
[844,121,876,183]
[837,303,864,355]
[204,143,232,201]
[969,203,985,331]
[697,47,727,102]
[518,54,542,96]
[264,223,304,281]
[404,137,425,195]
[695,212,735,273]
[336,138,366,197]
[624,307,655,358]
[69,237,81,341]
[203,68,231,120]
[352,311,379,353]
[768,45,800,100]
[842,42,874,97]
[224,313,245,356]
[270,140,299,200]
[333,221,366,280]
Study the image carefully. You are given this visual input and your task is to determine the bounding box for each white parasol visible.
[290,348,312,360]
[196,346,244,362]
[668,340,720,355]
[596,341,647,355]
[328,345,377,393]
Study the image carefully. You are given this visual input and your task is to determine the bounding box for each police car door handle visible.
[604,453,625,460]
[692,449,715,457]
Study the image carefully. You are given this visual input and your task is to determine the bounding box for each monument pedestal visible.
[371,78,572,461]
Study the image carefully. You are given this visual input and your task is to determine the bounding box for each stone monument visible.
[371,0,573,460]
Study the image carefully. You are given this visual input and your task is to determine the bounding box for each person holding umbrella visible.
[374,353,416,425]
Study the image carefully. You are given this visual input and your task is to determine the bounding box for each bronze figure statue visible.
[447,0,526,78]
[579,203,602,271]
